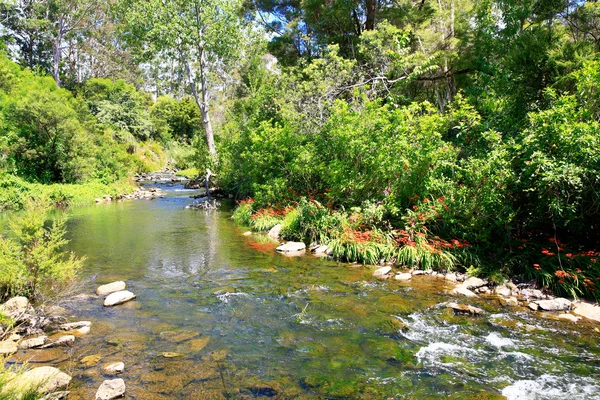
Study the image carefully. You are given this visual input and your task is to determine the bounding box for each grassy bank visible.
[233,199,600,303]
[0,172,136,211]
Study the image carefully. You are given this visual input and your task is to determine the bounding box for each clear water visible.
[33,184,600,399]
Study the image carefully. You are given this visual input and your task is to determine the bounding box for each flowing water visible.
[25,184,600,399]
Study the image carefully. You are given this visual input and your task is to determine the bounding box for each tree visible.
[122,0,246,157]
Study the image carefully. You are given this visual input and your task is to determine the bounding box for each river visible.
[48,183,600,399]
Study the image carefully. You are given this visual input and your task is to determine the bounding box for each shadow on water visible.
[34,183,600,399]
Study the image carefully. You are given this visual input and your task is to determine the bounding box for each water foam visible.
[502,374,600,400]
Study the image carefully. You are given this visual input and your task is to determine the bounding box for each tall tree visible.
[122,0,245,157]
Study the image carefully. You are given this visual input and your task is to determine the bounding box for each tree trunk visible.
[52,30,62,87]
[365,0,377,30]
[185,49,216,157]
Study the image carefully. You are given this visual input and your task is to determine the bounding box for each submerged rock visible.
[81,354,103,367]
[557,313,581,323]
[276,242,306,253]
[96,378,126,400]
[533,298,571,311]
[447,302,484,315]
[162,352,183,358]
[97,281,126,296]
[102,362,125,375]
[104,291,136,307]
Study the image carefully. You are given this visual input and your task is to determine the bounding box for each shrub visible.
[0,197,84,300]
[232,199,254,226]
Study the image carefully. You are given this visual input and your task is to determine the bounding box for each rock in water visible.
[0,340,18,355]
[460,277,487,290]
[268,224,282,239]
[451,287,479,298]
[557,313,581,323]
[11,367,72,394]
[104,291,136,307]
[275,242,306,254]
[572,301,600,322]
[59,321,91,331]
[102,362,125,375]
[95,378,126,400]
[394,272,412,281]
[96,281,126,296]
[534,298,571,311]
[41,335,75,348]
[18,336,47,349]
[494,285,512,297]
[447,302,484,315]
[372,266,392,277]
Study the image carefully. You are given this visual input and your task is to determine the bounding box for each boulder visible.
[499,297,519,307]
[572,301,600,322]
[96,281,126,296]
[242,231,252,236]
[95,378,126,400]
[267,224,282,240]
[444,273,458,283]
[275,242,306,254]
[373,266,392,277]
[534,298,571,311]
[394,273,412,281]
[412,270,427,275]
[104,291,136,307]
[102,362,125,375]
[59,321,91,331]
[0,296,32,316]
[312,245,330,256]
[528,302,539,311]
[451,287,478,298]
[494,285,512,297]
[41,335,75,348]
[0,340,18,355]
[460,277,486,290]
[447,302,484,315]
[11,367,72,394]
[18,336,47,349]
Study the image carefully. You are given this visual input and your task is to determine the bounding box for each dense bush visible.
[0,198,84,300]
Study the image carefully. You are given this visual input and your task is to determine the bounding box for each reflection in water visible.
[46,184,600,399]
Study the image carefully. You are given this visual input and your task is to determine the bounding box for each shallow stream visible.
[27,183,600,399]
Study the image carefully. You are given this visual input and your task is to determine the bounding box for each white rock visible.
[102,362,125,375]
[0,340,18,355]
[95,378,126,400]
[59,321,91,331]
[494,285,512,297]
[394,272,412,281]
[312,245,330,256]
[0,296,31,316]
[572,301,600,322]
[10,367,72,394]
[276,242,306,253]
[529,302,539,311]
[19,336,47,349]
[41,335,75,348]
[447,302,484,315]
[412,270,427,275]
[534,298,571,311]
[451,287,479,298]
[104,290,136,307]
[267,224,282,239]
[96,281,126,296]
[444,273,457,283]
[461,277,486,290]
[242,231,252,236]
[500,297,519,307]
[373,266,392,277]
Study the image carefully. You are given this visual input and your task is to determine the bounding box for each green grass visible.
[0,172,136,211]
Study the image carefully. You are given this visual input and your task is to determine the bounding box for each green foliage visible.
[0,197,83,300]
[0,359,43,400]
[232,201,254,226]
[150,96,202,143]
